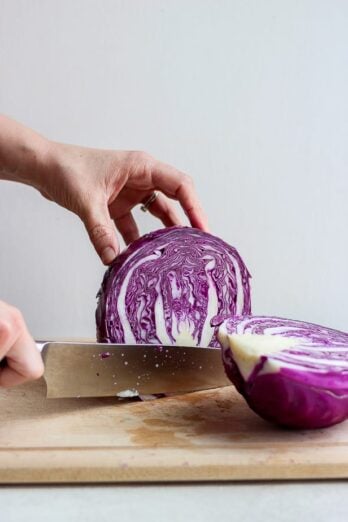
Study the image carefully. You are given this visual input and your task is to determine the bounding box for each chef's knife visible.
[39,342,230,399]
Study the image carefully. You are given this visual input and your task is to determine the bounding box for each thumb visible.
[83,202,119,265]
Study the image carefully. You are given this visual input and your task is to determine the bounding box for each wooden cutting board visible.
[1,378,348,483]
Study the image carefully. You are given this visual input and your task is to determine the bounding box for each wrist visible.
[0,115,54,188]
[17,135,58,190]
[29,138,61,191]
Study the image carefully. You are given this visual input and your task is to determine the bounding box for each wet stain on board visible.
[127,425,190,447]
[125,388,259,446]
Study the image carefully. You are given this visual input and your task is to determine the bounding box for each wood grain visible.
[1,379,348,483]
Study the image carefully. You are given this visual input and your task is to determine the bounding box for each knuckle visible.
[134,151,155,172]
[0,303,25,343]
[9,307,24,328]
[11,306,23,321]
[126,150,151,166]
[136,150,152,163]
[182,173,194,187]
[0,319,12,342]
[88,224,113,242]
[176,174,194,198]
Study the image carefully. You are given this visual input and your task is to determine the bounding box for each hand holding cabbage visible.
[0,115,208,265]
[0,115,207,386]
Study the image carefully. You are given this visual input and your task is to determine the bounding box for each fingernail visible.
[101,246,116,265]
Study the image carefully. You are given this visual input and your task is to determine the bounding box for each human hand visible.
[39,145,209,264]
[0,301,44,387]
[0,116,208,264]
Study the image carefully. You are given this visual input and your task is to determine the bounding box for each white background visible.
[0,0,347,338]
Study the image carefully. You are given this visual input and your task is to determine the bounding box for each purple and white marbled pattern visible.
[96,226,251,347]
[218,316,348,429]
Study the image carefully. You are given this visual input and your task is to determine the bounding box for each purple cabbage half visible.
[218,315,348,429]
[96,226,251,347]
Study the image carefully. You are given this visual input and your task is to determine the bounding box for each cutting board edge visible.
[1,447,348,483]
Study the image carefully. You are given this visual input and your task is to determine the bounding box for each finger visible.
[0,308,17,361]
[39,189,53,201]
[82,199,120,265]
[151,162,209,231]
[114,212,140,245]
[0,333,44,387]
[146,192,183,227]
[0,306,44,387]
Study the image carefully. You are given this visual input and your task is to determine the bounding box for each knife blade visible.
[40,342,230,399]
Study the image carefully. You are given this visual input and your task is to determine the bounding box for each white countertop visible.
[1,482,347,522]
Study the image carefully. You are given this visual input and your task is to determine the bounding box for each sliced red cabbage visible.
[96,226,251,347]
[218,316,348,429]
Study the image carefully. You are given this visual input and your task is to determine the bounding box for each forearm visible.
[0,115,53,189]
